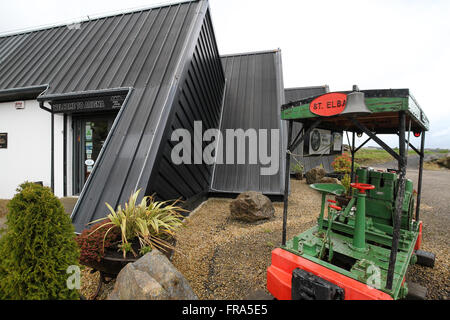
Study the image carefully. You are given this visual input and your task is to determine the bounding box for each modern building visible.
[0,0,341,232]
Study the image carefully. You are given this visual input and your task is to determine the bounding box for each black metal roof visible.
[0,1,294,230]
[70,0,220,232]
[210,50,287,195]
[0,0,224,232]
[0,0,203,98]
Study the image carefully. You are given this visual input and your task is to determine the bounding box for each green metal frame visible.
[279,88,428,299]
[283,221,419,299]
[282,92,429,131]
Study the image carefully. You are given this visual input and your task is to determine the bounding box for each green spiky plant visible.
[0,182,80,300]
[90,189,186,258]
[341,173,351,196]
[292,162,304,180]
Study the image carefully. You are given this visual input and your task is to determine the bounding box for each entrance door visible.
[73,115,116,195]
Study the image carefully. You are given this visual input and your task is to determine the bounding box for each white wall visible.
[0,99,66,199]
[67,115,73,197]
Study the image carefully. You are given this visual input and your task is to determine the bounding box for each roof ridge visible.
[285,85,329,91]
[220,49,280,58]
[0,0,199,39]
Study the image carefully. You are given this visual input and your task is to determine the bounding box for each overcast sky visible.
[1,0,449,148]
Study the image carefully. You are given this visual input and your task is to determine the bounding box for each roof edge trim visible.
[220,49,280,58]
[285,85,329,91]
[37,87,132,102]
[0,84,49,102]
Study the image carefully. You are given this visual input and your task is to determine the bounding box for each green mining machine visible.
[267,86,435,300]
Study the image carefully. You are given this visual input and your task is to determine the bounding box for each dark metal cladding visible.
[284,86,337,173]
[0,0,221,232]
[147,9,225,207]
[69,1,223,232]
[0,1,205,97]
[210,50,286,196]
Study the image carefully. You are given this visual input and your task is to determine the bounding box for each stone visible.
[319,177,342,185]
[132,249,198,300]
[108,250,198,300]
[305,167,326,184]
[108,263,169,300]
[230,191,275,222]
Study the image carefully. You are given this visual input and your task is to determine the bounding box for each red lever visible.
[329,204,342,211]
[327,199,337,204]
[350,182,375,194]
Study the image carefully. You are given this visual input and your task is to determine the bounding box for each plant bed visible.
[292,163,304,180]
[83,251,138,277]
[81,238,176,276]
[76,189,184,278]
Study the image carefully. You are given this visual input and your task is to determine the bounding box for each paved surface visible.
[373,153,441,171]
[374,157,450,229]
[373,160,450,299]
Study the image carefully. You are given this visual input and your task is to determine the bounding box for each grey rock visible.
[108,250,198,300]
[305,167,326,184]
[108,263,169,300]
[132,249,198,300]
[230,191,275,222]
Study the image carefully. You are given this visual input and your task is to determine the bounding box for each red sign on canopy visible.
[310,93,347,117]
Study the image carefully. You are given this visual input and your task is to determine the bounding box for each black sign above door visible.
[51,94,126,114]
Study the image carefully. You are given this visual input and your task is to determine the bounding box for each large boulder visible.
[305,167,326,184]
[108,249,198,300]
[108,263,169,300]
[230,191,275,222]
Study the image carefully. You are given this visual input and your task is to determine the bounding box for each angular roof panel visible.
[210,50,286,196]
[0,0,203,97]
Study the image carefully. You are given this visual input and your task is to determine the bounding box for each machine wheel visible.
[406,282,427,300]
[416,250,435,268]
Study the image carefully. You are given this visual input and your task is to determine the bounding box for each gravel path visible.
[172,168,449,300]
[171,179,322,300]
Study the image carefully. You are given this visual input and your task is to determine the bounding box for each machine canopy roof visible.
[281,89,429,133]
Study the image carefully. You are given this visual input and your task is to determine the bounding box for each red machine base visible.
[414,221,423,251]
[267,248,393,300]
